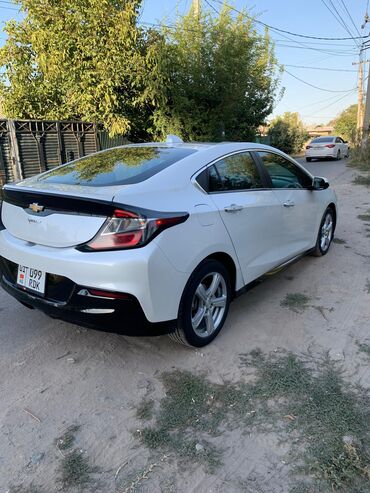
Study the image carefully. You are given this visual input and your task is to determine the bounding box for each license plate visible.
[313,146,322,150]
[17,265,46,295]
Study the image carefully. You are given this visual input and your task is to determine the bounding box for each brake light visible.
[325,144,335,148]
[78,208,189,251]
[306,146,311,149]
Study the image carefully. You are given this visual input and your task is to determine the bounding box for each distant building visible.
[306,125,333,137]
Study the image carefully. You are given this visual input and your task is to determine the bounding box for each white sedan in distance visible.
[305,135,349,162]
[0,137,337,347]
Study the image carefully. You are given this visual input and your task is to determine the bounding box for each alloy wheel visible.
[191,272,227,338]
[320,213,333,252]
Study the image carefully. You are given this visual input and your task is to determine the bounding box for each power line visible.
[338,0,362,38]
[204,0,219,16]
[137,21,359,57]
[320,0,360,47]
[283,64,357,72]
[274,42,357,56]
[284,69,357,92]
[211,0,369,41]
[328,0,359,41]
[303,88,357,116]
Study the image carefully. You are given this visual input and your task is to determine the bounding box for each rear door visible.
[256,151,319,260]
[201,151,284,284]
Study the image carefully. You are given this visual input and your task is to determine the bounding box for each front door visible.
[256,151,319,261]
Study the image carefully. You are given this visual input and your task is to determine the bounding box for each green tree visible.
[333,104,357,143]
[153,6,280,141]
[268,112,307,154]
[0,0,162,138]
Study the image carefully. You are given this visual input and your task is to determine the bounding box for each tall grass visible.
[349,140,370,172]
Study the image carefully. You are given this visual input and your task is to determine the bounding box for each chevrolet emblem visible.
[29,203,45,213]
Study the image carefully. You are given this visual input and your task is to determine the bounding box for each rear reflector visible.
[89,289,131,300]
[78,288,131,300]
[306,146,311,149]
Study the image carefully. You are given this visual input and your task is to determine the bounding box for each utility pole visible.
[360,3,370,144]
[357,61,364,131]
[193,0,200,20]
[352,59,369,134]
[363,63,370,143]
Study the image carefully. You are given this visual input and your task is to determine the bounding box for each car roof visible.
[124,141,279,152]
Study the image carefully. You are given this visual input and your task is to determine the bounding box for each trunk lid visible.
[1,185,121,248]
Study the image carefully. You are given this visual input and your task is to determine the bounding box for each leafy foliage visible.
[0,0,162,139]
[0,2,280,141]
[153,6,280,141]
[268,112,308,154]
[333,104,357,143]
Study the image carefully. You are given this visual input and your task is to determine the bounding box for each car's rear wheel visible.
[306,157,312,162]
[169,259,231,347]
[311,208,335,257]
[336,150,341,160]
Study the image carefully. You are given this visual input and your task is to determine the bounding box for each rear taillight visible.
[325,144,335,148]
[77,208,189,251]
[306,145,311,149]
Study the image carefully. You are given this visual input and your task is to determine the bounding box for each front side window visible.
[257,152,312,189]
[208,152,263,192]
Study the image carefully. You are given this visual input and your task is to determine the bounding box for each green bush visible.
[267,112,307,154]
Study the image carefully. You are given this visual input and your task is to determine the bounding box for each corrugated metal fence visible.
[0,119,127,185]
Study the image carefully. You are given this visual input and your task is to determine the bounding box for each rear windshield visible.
[311,137,334,143]
[34,146,197,187]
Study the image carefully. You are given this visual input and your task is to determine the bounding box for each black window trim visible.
[192,149,272,194]
[253,150,313,191]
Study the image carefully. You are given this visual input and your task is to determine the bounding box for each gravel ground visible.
[1,157,370,493]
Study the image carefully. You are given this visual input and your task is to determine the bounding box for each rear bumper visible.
[305,151,336,159]
[0,258,176,336]
[0,229,189,322]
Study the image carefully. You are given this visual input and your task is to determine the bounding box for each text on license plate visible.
[17,265,46,295]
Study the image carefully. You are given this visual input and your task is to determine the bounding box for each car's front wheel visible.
[311,207,335,257]
[169,259,231,347]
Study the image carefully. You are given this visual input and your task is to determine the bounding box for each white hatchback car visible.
[305,136,349,162]
[0,138,337,347]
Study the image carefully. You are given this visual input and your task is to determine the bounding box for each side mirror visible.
[311,176,329,190]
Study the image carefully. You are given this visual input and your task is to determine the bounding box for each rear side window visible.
[205,152,263,192]
[311,137,334,143]
[257,152,312,189]
[32,146,197,187]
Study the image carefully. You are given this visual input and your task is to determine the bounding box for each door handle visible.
[224,204,243,213]
[283,200,295,207]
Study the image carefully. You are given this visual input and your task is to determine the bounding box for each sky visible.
[0,0,369,126]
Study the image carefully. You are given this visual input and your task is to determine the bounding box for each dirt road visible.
[1,157,370,492]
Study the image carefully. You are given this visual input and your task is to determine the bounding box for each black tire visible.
[306,157,312,162]
[169,259,231,347]
[310,207,335,257]
[336,150,341,160]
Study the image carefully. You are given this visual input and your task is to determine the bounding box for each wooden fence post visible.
[8,120,23,181]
